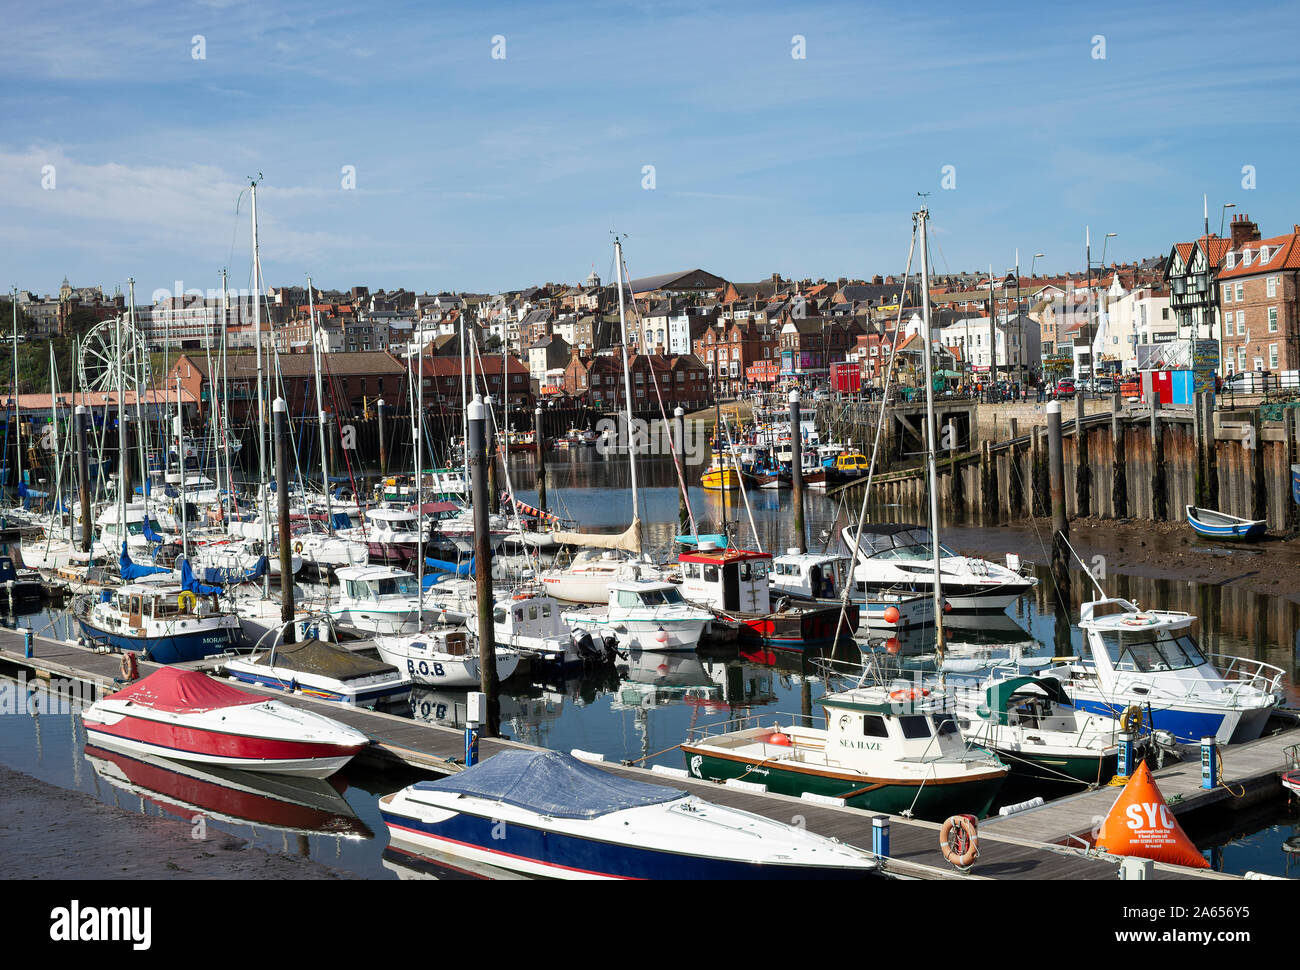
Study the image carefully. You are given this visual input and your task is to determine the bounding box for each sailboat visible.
[538,236,665,604]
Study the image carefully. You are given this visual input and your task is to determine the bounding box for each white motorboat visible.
[328,565,440,635]
[563,580,713,652]
[841,524,1035,612]
[1060,597,1285,745]
[373,625,520,688]
[223,635,412,705]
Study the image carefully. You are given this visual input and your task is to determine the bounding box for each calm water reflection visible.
[1,452,1297,877]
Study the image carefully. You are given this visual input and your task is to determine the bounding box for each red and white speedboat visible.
[82,668,370,779]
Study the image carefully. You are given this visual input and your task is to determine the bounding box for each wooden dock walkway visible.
[983,729,1295,845]
[0,626,1277,881]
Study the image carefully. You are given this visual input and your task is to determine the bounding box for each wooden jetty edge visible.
[1,626,1284,881]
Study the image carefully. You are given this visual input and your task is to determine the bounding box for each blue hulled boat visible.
[380,750,880,880]
[1185,505,1267,541]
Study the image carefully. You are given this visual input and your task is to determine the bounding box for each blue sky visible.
[2,0,1298,300]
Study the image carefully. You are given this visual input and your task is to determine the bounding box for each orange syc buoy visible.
[1094,761,1209,869]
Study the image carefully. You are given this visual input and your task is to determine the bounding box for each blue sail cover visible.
[179,557,223,596]
[425,555,474,576]
[119,541,170,580]
[412,750,684,820]
[675,534,729,548]
[330,512,352,530]
[199,555,266,587]
[141,516,166,544]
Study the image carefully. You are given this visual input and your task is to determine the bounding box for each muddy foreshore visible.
[944,518,1300,604]
[0,764,358,880]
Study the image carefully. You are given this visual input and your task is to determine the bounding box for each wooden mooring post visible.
[1007,417,1023,516]
[1075,393,1091,517]
[1111,394,1127,518]
[1150,395,1167,521]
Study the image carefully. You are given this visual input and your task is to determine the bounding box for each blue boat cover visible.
[330,511,352,530]
[142,517,165,544]
[425,555,474,576]
[119,541,170,580]
[412,750,684,819]
[179,557,223,596]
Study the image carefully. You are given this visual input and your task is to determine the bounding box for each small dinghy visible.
[1185,505,1266,541]
[381,749,880,880]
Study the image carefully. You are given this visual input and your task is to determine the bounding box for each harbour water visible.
[1,451,1297,878]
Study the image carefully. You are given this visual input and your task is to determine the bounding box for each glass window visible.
[617,589,642,608]
[862,715,889,738]
[703,565,719,583]
[1235,283,1244,302]
[898,715,932,739]
[738,561,751,582]
[527,605,538,620]
[1268,308,1278,332]
[931,713,959,737]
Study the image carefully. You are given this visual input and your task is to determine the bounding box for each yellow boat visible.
[702,464,742,491]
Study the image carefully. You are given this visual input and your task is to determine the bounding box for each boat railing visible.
[685,711,827,743]
[1205,653,1287,698]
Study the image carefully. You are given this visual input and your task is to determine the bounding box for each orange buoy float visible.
[1094,761,1209,868]
[888,687,931,701]
[766,731,792,746]
[885,637,901,655]
[939,814,979,868]
[882,606,900,625]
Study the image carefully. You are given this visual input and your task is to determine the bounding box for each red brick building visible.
[1215,222,1300,375]
[563,352,710,410]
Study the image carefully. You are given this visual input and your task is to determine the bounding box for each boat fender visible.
[1121,615,1157,626]
[177,591,197,612]
[939,814,979,869]
[119,651,139,682]
[888,688,931,701]
[766,731,792,746]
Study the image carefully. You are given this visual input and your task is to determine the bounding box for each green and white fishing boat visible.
[951,673,1122,786]
[681,683,1009,821]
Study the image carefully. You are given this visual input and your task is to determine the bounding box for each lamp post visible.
[1025,252,1044,385]
[1212,203,1236,344]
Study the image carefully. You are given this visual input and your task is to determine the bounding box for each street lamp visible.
[1219,202,1236,240]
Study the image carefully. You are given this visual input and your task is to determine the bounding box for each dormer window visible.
[1259,246,1270,262]
[1224,252,1235,269]
[1242,249,1253,267]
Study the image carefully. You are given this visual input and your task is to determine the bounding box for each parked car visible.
[1095,376,1115,394]
[1054,378,1076,399]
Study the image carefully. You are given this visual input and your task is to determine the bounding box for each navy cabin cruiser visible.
[1060,597,1285,745]
[841,523,1035,613]
[73,582,241,664]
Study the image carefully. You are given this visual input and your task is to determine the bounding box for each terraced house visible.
[1215,222,1300,376]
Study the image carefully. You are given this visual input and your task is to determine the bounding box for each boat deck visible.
[0,626,1284,881]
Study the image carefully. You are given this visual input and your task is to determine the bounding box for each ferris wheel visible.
[78,316,152,394]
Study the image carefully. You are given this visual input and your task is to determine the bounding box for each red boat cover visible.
[411,501,458,514]
[106,668,266,714]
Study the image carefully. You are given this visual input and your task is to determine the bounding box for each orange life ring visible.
[889,688,931,701]
[119,651,139,682]
[511,593,530,601]
[939,814,979,869]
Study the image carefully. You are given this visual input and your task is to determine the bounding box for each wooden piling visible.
[1047,401,1070,607]
[1150,396,1166,521]
[1075,393,1091,517]
[273,398,296,646]
[1111,395,1127,518]
[1007,417,1023,516]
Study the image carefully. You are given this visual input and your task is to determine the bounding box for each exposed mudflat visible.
[0,764,357,880]
[945,518,1300,604]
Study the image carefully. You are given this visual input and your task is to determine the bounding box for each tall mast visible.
[613,235,641,552]
[218,268,233,521]
[251,177,270,595]
[460,310,469,488]
[176,374,188,560]
[917,206,945,660]
[308,275,332,533]
[128,278,147,500]
[13,286,21,495]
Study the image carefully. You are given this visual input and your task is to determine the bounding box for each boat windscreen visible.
[412,750,684,819]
